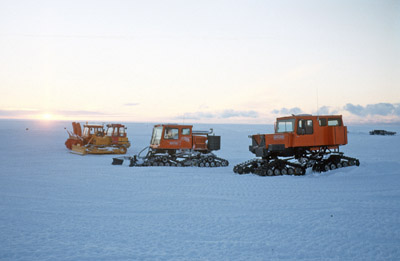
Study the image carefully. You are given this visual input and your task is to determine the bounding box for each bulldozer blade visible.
[71,144,88,155]
[112,158,124,165]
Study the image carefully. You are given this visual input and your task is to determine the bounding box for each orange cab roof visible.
[277,115,343,121]
[154,124,193,128]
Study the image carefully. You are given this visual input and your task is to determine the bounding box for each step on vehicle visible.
[233,115,360,176]
[112,124,229,167]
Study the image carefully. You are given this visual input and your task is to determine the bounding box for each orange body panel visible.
[193,135,208,151]
[264,133,293,148]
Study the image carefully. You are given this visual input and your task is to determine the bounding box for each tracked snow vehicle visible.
[65,122,130,155]
[112,124,229,167]
[233,115,360,176]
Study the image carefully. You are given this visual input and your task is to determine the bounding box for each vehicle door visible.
[163,127,181,149]
[294,118,315,147]
[180,127,192,149]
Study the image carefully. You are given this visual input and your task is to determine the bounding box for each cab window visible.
[95,128,104,136]
[276,119,295,133]
[328,118,342,126]
[119,127,125,137]
[182,128,190,135]
[106,127,113,136]
[319,118,327,126]
[297,119,313,135]
[151,127,163,145]
[164,128,179,140]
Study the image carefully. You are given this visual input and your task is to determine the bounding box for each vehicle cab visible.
[150,124,193,151]
[250,115,348,157]
[271,115,347,149]
[82,124,104,138]
[106,124,130,146]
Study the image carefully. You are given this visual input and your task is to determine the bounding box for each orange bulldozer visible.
[65,122,130,155]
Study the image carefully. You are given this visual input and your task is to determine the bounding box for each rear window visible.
[318,118,342,126]
[328,118,342,126]
[182,128,190,135]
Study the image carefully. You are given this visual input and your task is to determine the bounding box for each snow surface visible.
[0,120,399,261]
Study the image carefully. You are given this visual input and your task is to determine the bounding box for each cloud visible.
[317,106,338,115]
[0,109,110,119]
[220,110,259,118]
[124,103,139,107]
[55,110,107,116]
[272,107,302,115]
[344,103,400,116]
[176,110,259,120]
[180,112,216,120]
[344,104,365,116]
[367,103,398,116]
[0,109,38,117]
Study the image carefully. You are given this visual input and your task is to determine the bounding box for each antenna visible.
[316,86,319,117]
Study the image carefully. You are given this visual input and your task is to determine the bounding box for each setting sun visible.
[41,113,53,120]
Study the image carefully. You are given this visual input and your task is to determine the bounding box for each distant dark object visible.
[26,128,29,131]
[369,130,396,136]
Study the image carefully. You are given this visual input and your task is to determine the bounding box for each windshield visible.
[276,119,295,133]
[83,127,89,137]
[106,127,113,136]
[151,127,163,145]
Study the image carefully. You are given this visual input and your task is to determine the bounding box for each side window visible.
[119,127,125,137]
[276,119,295,133]
[319,118,327,126]
[306,120,313,134]
[182,128,190,135]
[328,118,342,126]
[297,119,313,135]
[164,128,179,140]
[297,120,304,135]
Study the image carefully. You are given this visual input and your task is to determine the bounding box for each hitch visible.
[112,155,137,167]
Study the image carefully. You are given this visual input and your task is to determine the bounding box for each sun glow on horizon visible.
[41,113,53,121]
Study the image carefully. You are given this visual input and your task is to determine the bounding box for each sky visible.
[0,0,399,124]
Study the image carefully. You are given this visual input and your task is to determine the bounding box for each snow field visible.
[0,120,399,260]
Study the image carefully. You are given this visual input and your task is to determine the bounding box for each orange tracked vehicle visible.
[233,115,360,176]
[112,124,228,167]
[65,122,130,155]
